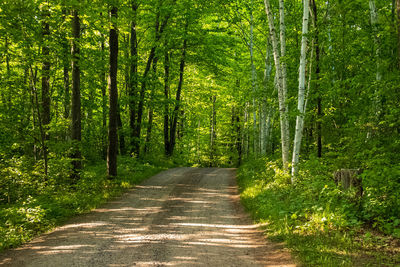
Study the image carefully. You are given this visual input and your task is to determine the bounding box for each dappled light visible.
[0,168,295,266]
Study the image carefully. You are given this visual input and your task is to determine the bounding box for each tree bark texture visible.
[263,0,290,171]
[129,1,138,154]
[163,50,171,155]
[107,6,118,177]
[291,0,310,180]
[71,9,82,179]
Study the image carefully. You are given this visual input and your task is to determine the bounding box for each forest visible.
[0,0,399,265]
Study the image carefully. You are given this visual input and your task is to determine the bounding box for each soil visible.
[0,167,296,267]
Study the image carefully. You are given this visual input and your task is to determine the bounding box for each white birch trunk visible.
[369,0,381,81]
[263,0,290,170]
[261,42,273,156]
[291,0,310,180]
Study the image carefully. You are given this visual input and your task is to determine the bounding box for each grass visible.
[0,156,173,252]
[237,157,400,266]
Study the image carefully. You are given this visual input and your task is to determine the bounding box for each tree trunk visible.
[129,1,138,154]
[41,11,51,130]
[62,8,70,120]
[107,6,119,177]
[71,9,82,180]
[250,0,258,157]
[312,0,322,158]
[369,0,382,81]
[169,21,188,156]
[263,0,290,171]
[163,49,171,155]
[100,30,107,160]
[144,59,158,154]
[134,3,173,157]
[117,103,126,155]
[397,0,400,69]
[291,0,310,180]
[210,95,217,166]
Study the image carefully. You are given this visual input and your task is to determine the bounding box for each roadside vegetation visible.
[0,156,173,251]
[238,157,400,266]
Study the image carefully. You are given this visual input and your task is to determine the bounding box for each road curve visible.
[0,167,295,267]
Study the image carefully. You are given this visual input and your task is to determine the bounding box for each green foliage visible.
[238,157,400,266]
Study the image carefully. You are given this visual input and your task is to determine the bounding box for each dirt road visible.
[0,168,295,266]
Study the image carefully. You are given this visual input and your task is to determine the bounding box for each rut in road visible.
[0,167,295,267]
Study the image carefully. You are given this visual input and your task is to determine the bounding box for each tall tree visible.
[71,9,82,179]
[168,18,188,156]
[129,0,138,154]
[311,0,322,158]
[263,0,290,171]
[291,0,310,179]
[133,0,174,157]
[107,5,119,177]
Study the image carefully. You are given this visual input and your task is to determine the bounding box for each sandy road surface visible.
[0,168,295,267]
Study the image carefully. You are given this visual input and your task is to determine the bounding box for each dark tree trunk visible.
[107,6,119,177]
[397,0,400,69]
[144,59,158,154]
[134,3,173,157]
[129,1,138,154]
[100,30,107,160]
[62,8,70,120]
[312,0,322,158]
[41,12,51,131]
[71,9,82,180]
[163,49,171,155]
[169,22,188,156]
[117,103,126,155]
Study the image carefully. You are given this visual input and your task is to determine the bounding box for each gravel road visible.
[0,167,295,267]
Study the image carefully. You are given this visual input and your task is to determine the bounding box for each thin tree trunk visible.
[250,0,258,157]
[369,0,382,81]
[134,2,174,157]
[263,0,290,171]
[397,0,400,69]
[107,6,119,177]
[62,7,70,120]
[100,31,107,160]
[210,95,217,166]
[144,59,158,154]
[169,21,188,156]
[163,49,171,155]
[41,9,51,132]
[312,0,322,158]
[291,0,310,180]
[117,103,126,155]
[71,9,82,180]
[129,1,138,154]
[29,68,48,176]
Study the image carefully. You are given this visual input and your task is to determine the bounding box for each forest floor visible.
[0,167,295,267]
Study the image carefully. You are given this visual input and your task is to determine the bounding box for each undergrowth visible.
[0,156,173,252]
[237,156,400,266]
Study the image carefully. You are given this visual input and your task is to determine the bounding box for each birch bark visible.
[291,0,310,179]
[263,0,290,170]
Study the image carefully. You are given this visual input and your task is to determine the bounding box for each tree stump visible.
[334,169,363,196]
